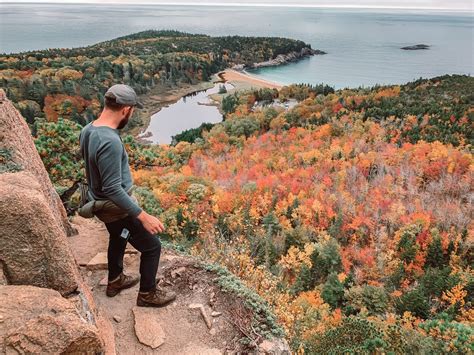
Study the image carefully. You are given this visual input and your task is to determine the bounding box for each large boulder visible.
[0,89,75,236]
[0,90,115,353]
[0,285,103,353]
[0,172,79,295]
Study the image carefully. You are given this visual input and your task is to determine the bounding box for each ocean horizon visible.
[1,3,473,88]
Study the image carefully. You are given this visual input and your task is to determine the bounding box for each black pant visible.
[104,215,161,292]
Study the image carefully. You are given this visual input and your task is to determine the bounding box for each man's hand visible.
[137,211,165,235]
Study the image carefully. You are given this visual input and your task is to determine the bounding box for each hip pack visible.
[77,183,137,223]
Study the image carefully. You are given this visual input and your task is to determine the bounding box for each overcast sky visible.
[3,0,472,10]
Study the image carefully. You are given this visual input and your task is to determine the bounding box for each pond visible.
[139,82,234,144]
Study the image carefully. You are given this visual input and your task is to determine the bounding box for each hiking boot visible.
[106,273,140,297]
[136,287,177,307]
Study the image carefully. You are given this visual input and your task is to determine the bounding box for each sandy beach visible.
[220,69,283,90]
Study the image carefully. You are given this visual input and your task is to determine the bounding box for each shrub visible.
[222,93,239,115]
[223,117,260,138]
[419,267,459,298]
[395,287,430,319]
[186,183,208,202]
[344,285,388,316]
[310,236,343,285]
[203,262,285,339]
[134,186,163,216]
[304,317,386,354]
[172,122,215,144]
[397,226,420,263]
[304,316,438,354]
[322,272,345,309]
[425,236,450,269]
[419,317,474,354]
[34,118,83,185]
[291,235,343,293]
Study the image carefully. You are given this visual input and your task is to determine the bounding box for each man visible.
[79,84,176,307]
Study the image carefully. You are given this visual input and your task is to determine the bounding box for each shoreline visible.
[129,47,320,140]
[131,69,285,140]
[219,69,283,90]
[127,80,216,138]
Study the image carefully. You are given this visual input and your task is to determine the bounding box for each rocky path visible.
[67,217,245,354]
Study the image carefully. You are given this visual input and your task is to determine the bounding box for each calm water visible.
[1,4,472,142]
[1,4,472,89]
[140,82,233,144]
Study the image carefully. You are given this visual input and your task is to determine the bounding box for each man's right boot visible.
[106,272,140,297]
[136,287,177,307]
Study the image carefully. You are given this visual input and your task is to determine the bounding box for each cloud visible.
[4,0,473,10]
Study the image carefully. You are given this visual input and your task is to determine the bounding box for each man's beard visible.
[117,110,132,130]
[117,117,129,130]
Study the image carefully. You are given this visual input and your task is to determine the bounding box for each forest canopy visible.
[2,29,473,352]
[0,30,313,127]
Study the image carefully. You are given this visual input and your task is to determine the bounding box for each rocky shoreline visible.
[232,46,326,70]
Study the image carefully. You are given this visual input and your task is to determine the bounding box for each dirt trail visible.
[68,217,246,354]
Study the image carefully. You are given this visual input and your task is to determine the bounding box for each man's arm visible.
[96,139,143,217]
[96,138,165,234]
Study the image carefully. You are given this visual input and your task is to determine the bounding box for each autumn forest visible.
[1,30,473,353]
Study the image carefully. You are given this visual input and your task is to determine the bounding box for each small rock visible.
[258,339,291,354]
[199,306,212,329]
[211,311,222,317]
[113,315,122,323]
[209,328,216,335]
[123,254,135,266]
[162,254,180,262]
[132,307,165,349]
[99,276,108,286]
[189,304,212,329]
[0,267,7,285]
[86,252,108,270]
[171,266,186,278]
[188,303,203,309]
[87,271,92,277]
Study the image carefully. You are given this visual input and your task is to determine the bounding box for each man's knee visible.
[152,236,161,255]
[141,235,161,256]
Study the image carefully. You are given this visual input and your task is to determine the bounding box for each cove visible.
[140,82,234,145]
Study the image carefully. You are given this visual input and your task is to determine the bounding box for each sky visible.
[2,0,473,11]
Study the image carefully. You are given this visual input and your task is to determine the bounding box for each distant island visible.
[401,44,431,50]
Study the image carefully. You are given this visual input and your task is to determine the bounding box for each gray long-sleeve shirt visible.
[79,122,142,217]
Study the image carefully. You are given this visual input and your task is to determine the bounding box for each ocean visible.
[1,3,472,89]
